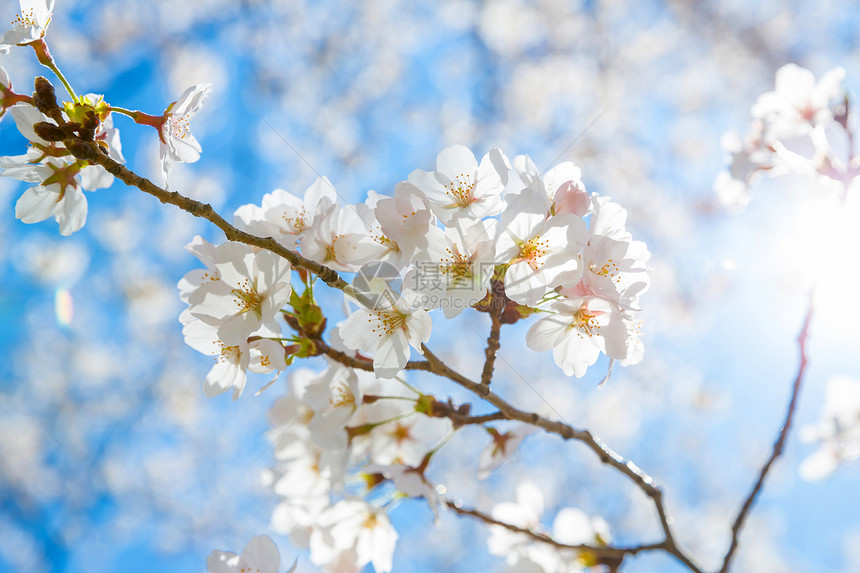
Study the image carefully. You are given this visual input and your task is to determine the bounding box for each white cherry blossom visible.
[340,277,432,378]
[234,176,338,248]
[408,144,507,223]
[160,83,211,186]
[477,425,536,479]
[309,498,398,573]
[566,233,650,312]
[364,463,443,522]
[0,0,54,53]
[301,203,388,272]
[752,63,846,139]
[406,218,496,318]
[526,296,629,378]
[182,317,285,399]
[373,182,435,263]
[187,241,292,346]
[497,188,588,306]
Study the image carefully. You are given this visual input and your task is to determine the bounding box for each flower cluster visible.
[0,0,210,231]
[0,84,123,235]
[488,481,611,572]
[263,362,450,572]
[715,63,855,208]
[223,144,649,384]
[169,145,648,570]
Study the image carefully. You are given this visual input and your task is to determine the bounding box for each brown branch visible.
[445,499,665,561]
[480,295,504,386]
[718,301,814,573]
[62,138,349,292]
[320,339,702,572]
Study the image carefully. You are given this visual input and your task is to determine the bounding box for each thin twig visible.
[718,301,814,573]
[63,138,349,292]
[445,499,665,559]
[480,295,504,386]
[321,339,702,572]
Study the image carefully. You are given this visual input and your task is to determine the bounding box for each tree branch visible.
[63,138,350,292]
[319,339,702,572]
[480,295,504,386]
[445,498,665,561]
[718,301,814,573]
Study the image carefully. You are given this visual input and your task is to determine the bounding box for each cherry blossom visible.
[309,498,398,572]
[406,218,496,318]
[526,296,629,378]
[477,425,535,479]
[186,241,292,346]
[301,203,389,272]
[497,188,589,307]
[0,0,54,53]
[340,276,432,378]
[206,535,295,573]
[3,105,86,235]
[364,463,443,522]
[752,63,845,139]
[569,233,650,312]
[159,83,211,186]
[182,316,285,399]
[234,176,338,248]
[373,182,435,263]
[408,144,507,223]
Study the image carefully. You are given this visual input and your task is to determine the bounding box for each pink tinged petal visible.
[15,184,57,223]
[239,535,281,573]
[553,180,590,216]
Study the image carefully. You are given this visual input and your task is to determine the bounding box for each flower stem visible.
[30,39,77,101]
